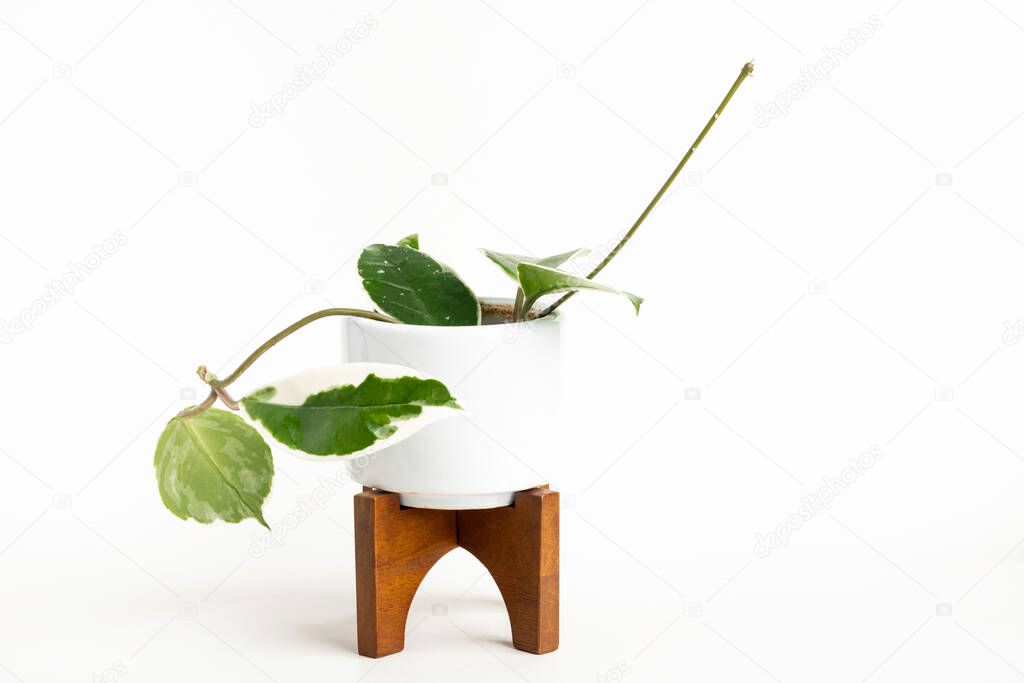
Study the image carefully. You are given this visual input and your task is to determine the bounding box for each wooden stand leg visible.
[354,489,457,658]
[458,488,560,654]
[353,487,560,657]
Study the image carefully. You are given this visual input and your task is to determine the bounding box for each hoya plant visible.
[154,61,754,527]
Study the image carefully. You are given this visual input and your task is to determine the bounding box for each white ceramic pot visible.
[340,300,560,509]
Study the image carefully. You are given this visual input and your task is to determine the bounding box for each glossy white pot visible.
[340,301,559,509]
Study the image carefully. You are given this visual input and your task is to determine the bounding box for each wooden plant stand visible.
[354,486,559,658]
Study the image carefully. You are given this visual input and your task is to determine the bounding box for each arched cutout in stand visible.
[354,487,559,657]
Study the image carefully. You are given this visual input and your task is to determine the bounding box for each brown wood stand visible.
[354,486,559,658]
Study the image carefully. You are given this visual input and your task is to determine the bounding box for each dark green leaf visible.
[358,244,480,325]
[517,263,643,316]
[154,409,273,528]
[480,247,588,280]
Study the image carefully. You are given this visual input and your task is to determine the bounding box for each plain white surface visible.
[341,308,559,506]
[2,1,1024,681]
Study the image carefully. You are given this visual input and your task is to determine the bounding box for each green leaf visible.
[243,371,462,457]
[359,244,480,325]
[480,247,588,281]
[154,409,273,528]
[517,263,643,316]
[397,233,419,249]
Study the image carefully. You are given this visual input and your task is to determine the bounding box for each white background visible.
[2,0,1024,681]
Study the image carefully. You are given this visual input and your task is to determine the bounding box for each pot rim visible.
[349,296,562,332]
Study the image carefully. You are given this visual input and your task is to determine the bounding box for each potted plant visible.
[153,61,754,524]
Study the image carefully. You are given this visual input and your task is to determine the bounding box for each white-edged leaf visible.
[242,363,462,458]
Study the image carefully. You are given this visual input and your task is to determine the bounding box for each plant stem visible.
[177,390,217,418]
[539,60,755,318]
[512,287,525,322]
[176,307,396,419]
[215,308,396,388]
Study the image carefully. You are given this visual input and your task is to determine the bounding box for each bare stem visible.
[215,308,396,388]
[177,389,217,418]
[176,307,396,418]
[512,287,526,322]
[539,60,755,317]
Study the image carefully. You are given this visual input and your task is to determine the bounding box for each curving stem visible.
[176,307,396,419]
[539,60,755,318]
